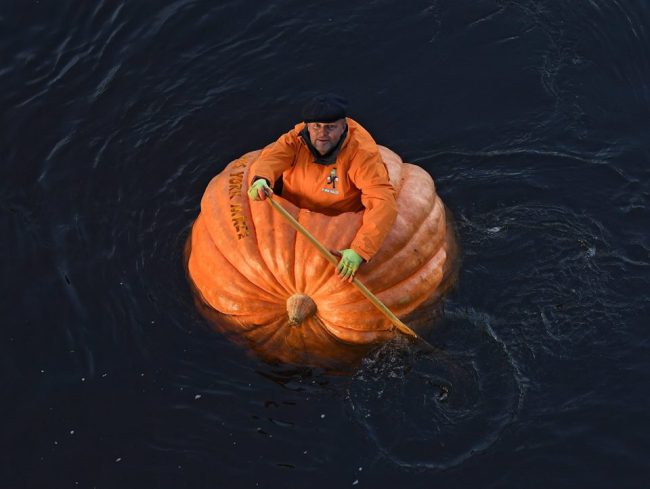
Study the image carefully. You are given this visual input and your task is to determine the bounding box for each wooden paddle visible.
[263,192,435,351]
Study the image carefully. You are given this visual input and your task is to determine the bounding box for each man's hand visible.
[247,179,272,201]
[335,249,363,282]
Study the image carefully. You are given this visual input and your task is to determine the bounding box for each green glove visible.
[336,249,363,282]
[247,179,272,201]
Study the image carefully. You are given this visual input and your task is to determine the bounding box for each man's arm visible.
[248,131,298,188]
[348,151,398,261]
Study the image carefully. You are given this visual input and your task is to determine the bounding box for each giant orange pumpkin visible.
[186,146,457,369]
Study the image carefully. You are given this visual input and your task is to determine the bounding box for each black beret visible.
[302,93,348,123]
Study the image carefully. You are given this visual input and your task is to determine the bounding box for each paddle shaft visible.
[264,195,419,340]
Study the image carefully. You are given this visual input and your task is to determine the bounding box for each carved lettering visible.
[227,167,250,239]
[232,159,247,169]
[228,171,244,198]
[230,204,249,239]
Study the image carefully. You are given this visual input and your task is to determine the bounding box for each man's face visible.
[306,119,347,155]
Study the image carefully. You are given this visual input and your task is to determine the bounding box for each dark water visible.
[2,1,649,488]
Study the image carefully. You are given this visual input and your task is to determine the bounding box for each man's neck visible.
[299,124,348,165]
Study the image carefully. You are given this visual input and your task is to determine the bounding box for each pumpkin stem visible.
[286,294,317,326]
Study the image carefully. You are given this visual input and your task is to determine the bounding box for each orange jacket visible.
[249,118,397,261]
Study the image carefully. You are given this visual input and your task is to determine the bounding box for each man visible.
[247,94,397,282]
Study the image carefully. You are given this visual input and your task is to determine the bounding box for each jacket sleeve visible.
[248,131,298,187]
[348,150,398,261]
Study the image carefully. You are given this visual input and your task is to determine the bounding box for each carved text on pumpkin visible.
[227,167,249,239]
